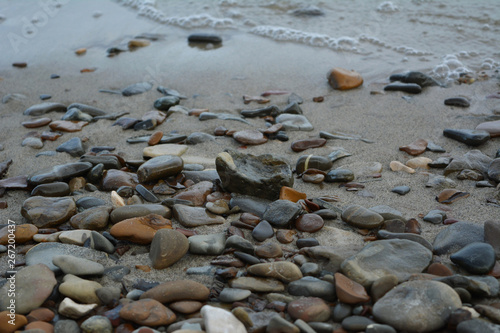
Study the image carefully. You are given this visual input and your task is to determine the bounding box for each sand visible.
[0,0,499,296]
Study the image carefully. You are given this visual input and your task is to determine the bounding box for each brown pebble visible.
[334,272,370,304]
[240,213,261,226]
[22,118,52,128]
[261,123,283,135]
[295,214,324,233]
[80,68,96,73]
[427,263,453,276]
[233,130,268,145]
[327,67,363,90]
[255,242,283,258]
[399,138,428,156]
[148,131,163,146]
[225,129,236,137]
[41,131,62,141]
[279,186,307,203]
[188,108,209,116]
[26,308,55,323]
[214,126,228,136]
[443,218,459,225]
[13,62,27,68]
[291,138,327,152]
[169,301,203,314]
[75,48,87,55]
[0,201,7,209]
[135,265,151,272]
[436,189,470,204]
[405,218,422,234]
[243,95,270,104]
[227,226,245,238]
[312,96,324,102]
[128,39,151,48]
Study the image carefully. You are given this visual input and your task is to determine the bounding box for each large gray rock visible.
[21,196,76,228]
[0,264,57,314]
[341,239,432,287]
[433,221,484,255]
[444,150,493,176]
[216,149,293,201]
[373,280,461,332]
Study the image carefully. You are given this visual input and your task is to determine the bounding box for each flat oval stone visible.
[433,221,484,255]
[31,182,70,197]
[110,214,172,244]
[391,185,410,195]
[255,242,282,258]
[101,169,138,191]
[295,155,333,174]
[450,242,496,274]
[288,276,336,301]
[295,214,324,233]
[373,280,461,332]
[70,206,111,230]
[154,96,180,111]
[218,288,251,303]
[21,196,76,228]
[140,280,210,303]
[143,144,188,158]
[188,33,222,43]
[0,224,38,245]
[76,197,107,210]
[110,204,170,223]
[377,230,433,251]
[149,229,189,269]
[229,277,285,293]
[135,184,160,203]
[443,129,490,146]
[325,169,354,182]
[29,162,93,186]
[384,82,422,94]
[173,181,213,206]
[389,71,441,87]
[233,130,268,145]
[476,120,500,137]
[49,120,88,132]
[22,117,51,128]
[327,67,363,90]
[276,114,314,131]
[248,262,303,283]
[291,139,327,152]
[23,102,66,116]
[341,205,384,229]
[52,255,104,276]
[120,299,176,326]
[287,297,331,322]
[173,204,225,227]
[445,97,470,107]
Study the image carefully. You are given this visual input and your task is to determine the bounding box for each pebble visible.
[389,71,441,87]
[233,130,268,145]
[341,239,432,287]
[268,316,300,333]
[476,119,500,137]
[0,224,37,245]
[216,150,293,200]
[371,275,398,303]
[134,118,157,130]
[154,96,180,110]
[444,149,492,176]
[58,297,97,319]
[291,138,326,152]
[327,67,363,90]
[450,242,496,274]
[436,189,470,204]
[248,261,303,283]
[485,220,500,259]
[56,137,85,157]
[113,117,139,129]
[218,288,251,303]
[288,276,336,301]
[335,272,370,304]
[140,280,210,303]
[0,264,56,314]
[432,221,484,255]
[373,280,461,332]
[287,297,331,322]
[229,277,285,293]
[49,120,88,132]
[102,169,138,191]
[255,241,282,258]
[423,209,447,224]
[90,231,115,254]
[143,144,188,158]
[263,200,301,228]
[23,102,66,116]
[31,182,70,197]
[81,315,112,333]
[76,196,107,210]
[188,33,222,43]
[21,196,76,228]
[389,161,415,173]
[426,141,446,152]
[295,155,332,174]
[0,312,27,333]
[252,220,274,241]
[376,230,433,251]
[295,214,324,232]
[443,128,490,146]
[149,229,189,269]
[341,205,384,229]
[59,274,102,304]
[173,204,225,227]
[62,107,93,122]
[399,138,428,155]
[296,238,319,248]
[201,305,246,333]
[342,316,376,331]
[135,184,159,203]
[174,181,212,206]
[110,204,170,223]
[29,162,94,186]
[325,169,354,182]
[59,229,92,245]
[488,158,500,182]
[22,136,44,149]
[391,185,410,195]
[384,82,422,94]
[122,81,153,96]
[445,97,470,107]
[120,299,176,326]
[22,117,51,128]
[457,318,500,333]
[52,254,104,276]
[110,214,172,244]
[406,156,432,169]
[276,114,314,131]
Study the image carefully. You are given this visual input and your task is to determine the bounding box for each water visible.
[119,0,500,84]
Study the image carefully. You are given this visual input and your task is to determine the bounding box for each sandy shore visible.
[1,0,500,319]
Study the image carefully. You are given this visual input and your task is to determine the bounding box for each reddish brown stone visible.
[22,118,52,128]
[0,224,38,245]
[168,301,203,314]
[295,214,324,233]
[188,108,209,116]
[255,242,283,258]
[68,177,86,192]
[427,263,453,276]
[279,186,307,203]
[334,272,370,304]
[140,280,210,303]
[405,218,422,234]
[173,181,213,206]
[0,201,7,209]
[240,213,261,227]
[327,68,363,90]
[102,169,138,191]
[27,308,55,323]
[399,139,428,156]
[40,131,62,141]
[110,214,172,244]
[119,299,176,326]
[436,189,470,204]
[0,311,28,333]
[291,139,327,152]
[261,123,283,135]
[233,130,268,145]
[148,131,163,146]
[287,297,331,322]
[214,126,228,136]
[25,321,54,332]
[49,120,88,132]
[313,96,324,102]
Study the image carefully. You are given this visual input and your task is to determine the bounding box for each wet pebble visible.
[443,129,490,146]
[22,117,51,128]
[149,229,189,269]
[154,96,180,111]
[291,138,326,152]
[445,97,470,107]
[56,137,85,157]
[325,169,354,182]
[327,67,363,90]
[391,185,410,195]
[433,221,484,255]
[450,242,496,274]
[341,205,384,229]
[295,214,324,233]
[384,82,422,94]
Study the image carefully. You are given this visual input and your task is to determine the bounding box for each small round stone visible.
[295,214,324,233]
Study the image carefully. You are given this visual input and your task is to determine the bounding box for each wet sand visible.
[1,0,500,306]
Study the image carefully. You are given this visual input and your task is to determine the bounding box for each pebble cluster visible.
[1,34,500,333]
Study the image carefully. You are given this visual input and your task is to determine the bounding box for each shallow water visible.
[121,0,500,83]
